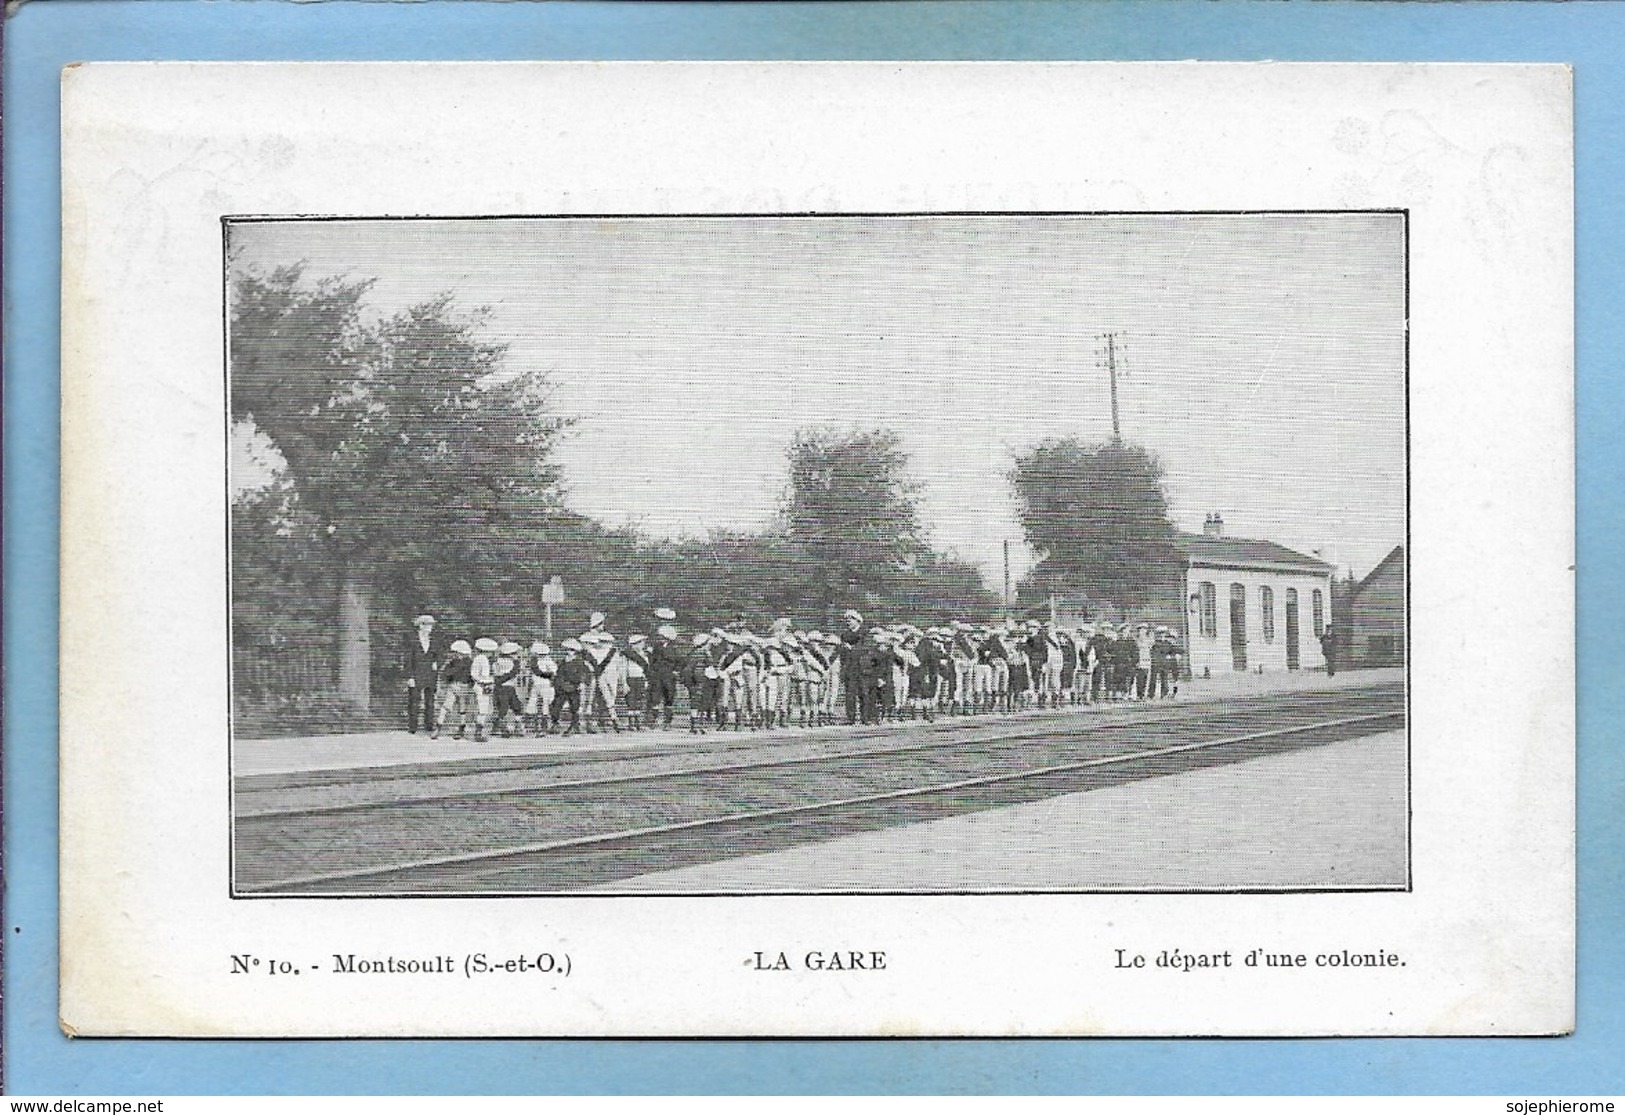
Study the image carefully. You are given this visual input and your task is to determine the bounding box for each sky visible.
[228,213,1407,588]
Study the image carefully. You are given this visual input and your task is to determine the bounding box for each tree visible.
[886,550,1001,624]
[1009,438,1181,612]
[782,427,926,622]
[230,265,569,711]
[230,479,338,655]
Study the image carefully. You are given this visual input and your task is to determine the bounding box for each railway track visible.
[234,683,1404,895]
[236,686,1398,813]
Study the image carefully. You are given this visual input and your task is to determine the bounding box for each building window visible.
[1261,586,1275,642]
[1312,588,1325,636]
[1198,581,1217,638]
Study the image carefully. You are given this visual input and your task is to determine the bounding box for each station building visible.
[1176,514,1335,676]
[1342,544,1406,668]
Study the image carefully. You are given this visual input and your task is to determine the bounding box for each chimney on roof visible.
[1203,512,1225,538]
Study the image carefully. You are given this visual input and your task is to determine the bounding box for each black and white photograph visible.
[228,211,1409,897]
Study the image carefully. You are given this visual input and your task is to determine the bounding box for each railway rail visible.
[237,685,1398,813]
[235,682,1404,895]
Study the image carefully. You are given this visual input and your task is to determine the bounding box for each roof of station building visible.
[1174,532,1335,573]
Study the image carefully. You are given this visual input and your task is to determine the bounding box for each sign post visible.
[542,576,564,641]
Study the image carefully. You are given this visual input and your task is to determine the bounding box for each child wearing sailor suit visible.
[524,641,557,735]
[645,622,682,730]
[493,641,524,737]
[434,640,474,740]
[622,634,650,730]
[470,637,498,741]
[550,640,590,735]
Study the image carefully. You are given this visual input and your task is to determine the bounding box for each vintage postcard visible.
[59,62,1572,1035]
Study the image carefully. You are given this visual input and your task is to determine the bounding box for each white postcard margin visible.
[59,62,1573,1036]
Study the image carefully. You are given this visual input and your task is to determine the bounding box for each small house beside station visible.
[1176,514,1335,676]
[1343,544,1406,668]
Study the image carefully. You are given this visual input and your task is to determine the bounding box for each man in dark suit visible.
[403,613,442,733]
[839,609,869,725]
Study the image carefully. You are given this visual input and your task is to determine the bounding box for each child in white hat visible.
[434,640,474,740]
[470,637,499,741]
[493,641,524,737]
[524,641,556,735]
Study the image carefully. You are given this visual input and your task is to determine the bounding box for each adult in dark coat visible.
[838,609,870,724]
[403,614,443,733]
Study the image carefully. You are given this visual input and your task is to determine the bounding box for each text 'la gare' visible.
[751,950,888,972]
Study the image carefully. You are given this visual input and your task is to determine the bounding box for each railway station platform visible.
[233,666,1405,779]
[587,727,1409,893]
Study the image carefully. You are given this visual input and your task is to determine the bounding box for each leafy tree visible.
[782,427,926,622]
[1009,438,1181,612]
[230,479,338,655]
[230,265,569,710]
[883,551,1001,625]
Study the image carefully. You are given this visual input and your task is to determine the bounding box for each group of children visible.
[405,607,1185,740]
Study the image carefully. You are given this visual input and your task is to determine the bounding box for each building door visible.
[1285,589,1300,670]
[1229,583,1247,671]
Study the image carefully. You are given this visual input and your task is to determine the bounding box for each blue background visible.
[5,0,1618,1095]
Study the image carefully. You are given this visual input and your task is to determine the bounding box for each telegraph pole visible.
[1101,332,1123,442]
[1003,539,1012,622]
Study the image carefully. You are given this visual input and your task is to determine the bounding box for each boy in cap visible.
[493,641,524,737]
[622,633,650,731]
[983,628,1012,712]
[782,633,813,727]
[581,632,623,734]
[716,631,753,731]
[645,622,682,730]
[1151,627,1181,699]
[1089,624,1116,702]
[1116,624,1138,699]
[1057,627,1079,705]
[470,637,499,741]
[403,614,442,734]
[811,633,843,726]
[856,627,891,724]
[949,622,978,715]
[1134,623,1155,701]
[900,629,930,722]
[550,639,590,735]
[683,632,718,734]
[1006,627,1033,711]
[922,628,951,716]
[434,639,474,740]
[704,629,729,727]
[1076,624,1098,705]
[525,641,557,735]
